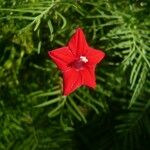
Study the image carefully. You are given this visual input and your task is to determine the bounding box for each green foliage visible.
[0,0,149,150]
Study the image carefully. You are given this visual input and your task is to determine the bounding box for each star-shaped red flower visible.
[48,28,105,95]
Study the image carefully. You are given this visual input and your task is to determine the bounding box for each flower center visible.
[80,56,88,63]
[69,56,88,70]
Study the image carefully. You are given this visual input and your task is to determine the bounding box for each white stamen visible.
[80,56,88,63]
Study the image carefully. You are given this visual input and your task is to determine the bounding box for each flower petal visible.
[63,69,82,95]
[68,28,88,57]
[86,47,105,65]
[48,47,74,71]
[81,66,96,88]
[80,66,96,88]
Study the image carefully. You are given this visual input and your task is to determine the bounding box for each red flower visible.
[48,28,105,95]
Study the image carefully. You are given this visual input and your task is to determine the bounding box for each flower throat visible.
[69,56,88,70]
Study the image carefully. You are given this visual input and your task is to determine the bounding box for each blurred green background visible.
[0,0,150,150]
